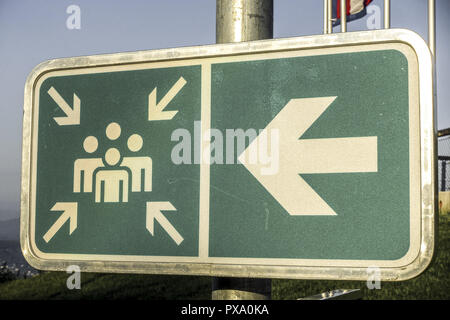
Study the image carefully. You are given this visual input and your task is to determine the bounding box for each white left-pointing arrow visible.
[146,201,184,245]
[238,96,378,216]
[48,87,80,125]
[43,202,78,243]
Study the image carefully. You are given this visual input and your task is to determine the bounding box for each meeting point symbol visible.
[44,121,183,245]
[43,77,188,245]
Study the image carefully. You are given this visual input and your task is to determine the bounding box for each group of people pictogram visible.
[73,122,152,203]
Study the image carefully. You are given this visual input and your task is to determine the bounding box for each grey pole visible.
[340,0,347,32]
[212,0,273,300]
[216,0,273,43]
[384,0,390,29]
[428,0,436,57]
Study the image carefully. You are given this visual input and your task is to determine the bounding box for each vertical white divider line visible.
[199,62,211,259]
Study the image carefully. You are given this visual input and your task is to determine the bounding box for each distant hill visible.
[0,218,19,241]
[0,240,25,265]
[0,218,35,272]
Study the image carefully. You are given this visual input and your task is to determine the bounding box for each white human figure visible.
[73,136,103,193]
[121,157,152,192]
[73,158,104,193]
[95,169,129,203]
[121,133,152,192]
[94,147,130,203]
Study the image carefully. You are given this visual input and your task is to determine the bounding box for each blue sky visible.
[0,0,449,220]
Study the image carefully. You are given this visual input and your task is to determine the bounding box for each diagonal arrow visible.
[148,77,186,121]
[43,202,78,243]
[47,87,80,126]
[238,96,378,216]
[146,201,184,245]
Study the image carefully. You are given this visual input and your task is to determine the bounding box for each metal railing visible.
[438,129,450,192]
[438,160,449,192]
[323,0,435,56]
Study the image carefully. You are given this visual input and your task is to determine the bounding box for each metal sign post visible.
[212,0,273,300]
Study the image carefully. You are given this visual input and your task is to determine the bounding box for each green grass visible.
[1,216,449,300]
[0,272,211,300]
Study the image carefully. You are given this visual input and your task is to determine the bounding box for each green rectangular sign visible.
[21,29,436,280]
